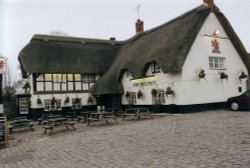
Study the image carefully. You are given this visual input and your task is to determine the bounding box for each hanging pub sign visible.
[0,117,8,144]
[211,39,221,53]
[0,57,6,74]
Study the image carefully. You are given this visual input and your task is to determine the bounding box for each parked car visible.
[227,90,250,111]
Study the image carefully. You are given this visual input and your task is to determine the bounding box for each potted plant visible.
[125,91,130,98]
[37,98,42,105]
[165,87,174,96]
[220,72,228,80]
[239,71,248,80]
[198,69,206,79]
[64,96,70,104]
[151,89,157,96]
[137,90,143,99]
[87,97,93,104]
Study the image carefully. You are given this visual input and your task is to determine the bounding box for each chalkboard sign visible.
[0,117,7,144]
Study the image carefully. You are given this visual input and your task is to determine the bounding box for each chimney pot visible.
[135,19,144,33]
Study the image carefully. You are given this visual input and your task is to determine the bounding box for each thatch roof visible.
[19,35,121,78]
[19,4,250,95]
[91,4,250,95]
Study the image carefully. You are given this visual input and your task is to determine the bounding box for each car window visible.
[244,90,250,97]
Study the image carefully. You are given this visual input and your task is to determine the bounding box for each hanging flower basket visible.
[23,82,31,93]
[64,96,70,104]
[22,82,30,89]
[220,72,228,80]
[87,97,93,103]
[125,91,130,98]
[165,87,174,96]
[151,89,157,96]
[51,96,57,105]
[137,90,143,99]
[37,98,42,105]
[239,71,248,80]
[198,69,206,79]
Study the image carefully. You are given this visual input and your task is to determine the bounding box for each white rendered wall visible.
[180,13,248,105]
[121,13,248,106]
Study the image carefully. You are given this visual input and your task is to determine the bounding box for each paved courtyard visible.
[0,110,250,168]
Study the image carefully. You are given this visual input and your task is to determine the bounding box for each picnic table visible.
[38,114,62,125]
[77,111,95,123]
[43,117,76,135]
[122,108,153,121]
[9,118,34,134]
[86,111,118,126]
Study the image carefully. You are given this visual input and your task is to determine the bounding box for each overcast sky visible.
[1,0,250,80]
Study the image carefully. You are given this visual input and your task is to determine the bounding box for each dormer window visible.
[151,62,161,73]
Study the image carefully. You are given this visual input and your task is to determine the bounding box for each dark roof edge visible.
[32,34,124,45]
[216,12,250,73]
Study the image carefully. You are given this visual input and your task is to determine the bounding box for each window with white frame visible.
[72,98,82,109]
[44,99,62,111]
[209,57,226,70]
[19,98,29,114]
[82,74,96,83]
[151,62,161,73]
[128,92,137,104]
[153,90,165,104]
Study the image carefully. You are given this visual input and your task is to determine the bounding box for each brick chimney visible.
[135,19,144,33]
[204,0,215,13]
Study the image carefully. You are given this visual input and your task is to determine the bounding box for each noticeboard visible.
[0,117,8,144]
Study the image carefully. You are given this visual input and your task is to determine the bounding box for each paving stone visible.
[0,110,249,168]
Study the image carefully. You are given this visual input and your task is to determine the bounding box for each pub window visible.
[53,74,62,82]
[19,98,29,114]
[82,74,96,83]
[151,62,161,73]
[128,92,137,104]
[72,98,82,109]
[153,90,165,104]
[62,74,67,82]
[209,57,226,70]
[45,74,52,81]
[44,99,62,111]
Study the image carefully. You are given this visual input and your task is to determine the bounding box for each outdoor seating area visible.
[7,108,154,136]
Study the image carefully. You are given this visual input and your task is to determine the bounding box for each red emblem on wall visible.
[211,39,221,53]
[0,60,5,70]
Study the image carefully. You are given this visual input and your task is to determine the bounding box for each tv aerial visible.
[134,4,141,19]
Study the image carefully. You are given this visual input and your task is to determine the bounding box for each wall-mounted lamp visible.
[203,29,227,39]
[213,30,220,36]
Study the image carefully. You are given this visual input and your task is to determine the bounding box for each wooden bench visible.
[43,118,76,135]
[122,108,153,121]
[9,119,34,133]
[87,112,118,126]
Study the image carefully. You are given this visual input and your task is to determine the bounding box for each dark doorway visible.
[97,94,121,109]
